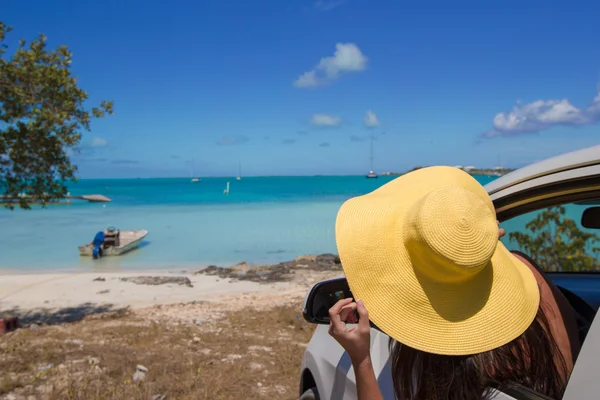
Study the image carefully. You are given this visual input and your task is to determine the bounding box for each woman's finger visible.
[329,298,353,334]
[356,299,370,331]
[497,220,506,238]
[329,298,353,317]
[340,302,357,323]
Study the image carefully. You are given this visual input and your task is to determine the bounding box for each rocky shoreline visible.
[195,253,342,283]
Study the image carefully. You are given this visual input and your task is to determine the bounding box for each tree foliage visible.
[0,21,113,209]
[509,206,600,272]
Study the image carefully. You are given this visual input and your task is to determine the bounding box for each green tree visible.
[509,206,600,272]
[0,22,113,209]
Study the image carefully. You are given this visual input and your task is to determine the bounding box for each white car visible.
[299,144,600,400]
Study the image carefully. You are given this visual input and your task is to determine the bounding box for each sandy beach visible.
[0,255,343,399]
[0,255,343,324]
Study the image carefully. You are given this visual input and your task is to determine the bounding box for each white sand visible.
[0,269,342,320]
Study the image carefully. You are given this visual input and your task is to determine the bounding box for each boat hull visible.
[79,230,148,257]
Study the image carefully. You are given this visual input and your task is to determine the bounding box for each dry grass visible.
[0,302,315,400]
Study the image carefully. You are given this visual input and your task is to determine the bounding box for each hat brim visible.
[335,167,540,356]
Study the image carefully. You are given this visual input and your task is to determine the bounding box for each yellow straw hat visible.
[335,166,540,356]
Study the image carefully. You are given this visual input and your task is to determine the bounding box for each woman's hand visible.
[498,220,506,238]
[328,298,371,365]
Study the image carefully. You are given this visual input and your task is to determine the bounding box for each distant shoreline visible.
[381,167,515,177]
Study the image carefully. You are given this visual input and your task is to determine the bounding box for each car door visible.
[319,168,600,400]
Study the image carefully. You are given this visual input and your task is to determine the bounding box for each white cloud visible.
[311,113,342,127]
[588,92,600,115]
[294,70,319,88]
[484,89,600,138]
[364,110,381,127]
[293,43,368,88]
[89,137,108,148]
[217,135,250,146]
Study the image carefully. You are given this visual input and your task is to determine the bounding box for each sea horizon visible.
[71,165,510,180]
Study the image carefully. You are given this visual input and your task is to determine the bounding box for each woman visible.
[328,166,580,400]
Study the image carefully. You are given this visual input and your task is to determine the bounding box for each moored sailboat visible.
[366,137,378,179]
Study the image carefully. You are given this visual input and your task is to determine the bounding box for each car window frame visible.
[491,168,600,277]
[494,177,600,222]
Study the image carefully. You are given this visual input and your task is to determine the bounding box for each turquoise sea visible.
[0,174,508,271]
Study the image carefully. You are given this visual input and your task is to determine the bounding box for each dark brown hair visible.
[389,305,568,400]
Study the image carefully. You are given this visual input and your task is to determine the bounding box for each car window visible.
[500,202,600,272]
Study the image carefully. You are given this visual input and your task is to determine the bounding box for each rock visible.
[89,357,101,365]
[96,289,110,294]
[136,364,149,373]
[132,370,146,383]
[195,253,341,284]
[93,277,106,282]
[248,345,272,353]
[152,395,167,400]
[4,394,17,400]
[192,336,201,343]
[66,339,84,346]
[257,382,263,388]
[36,384,53,394]
[249,362,263,371]
[196,265,219,275]
[274,385,287,395]
[296,254,317,262]
[194,319,202,325]
[221,354,242,362]
[29,323,40,331]
[121,276,193,288]
[37,363,53,372]
[316,253,341,266]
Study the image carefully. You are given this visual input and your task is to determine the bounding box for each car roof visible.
[485,144,600,196]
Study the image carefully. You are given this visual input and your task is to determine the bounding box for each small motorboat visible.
[79,228,148,258]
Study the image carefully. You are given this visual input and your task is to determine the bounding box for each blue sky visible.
[4,0,600,178]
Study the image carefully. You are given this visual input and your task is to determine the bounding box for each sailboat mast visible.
[369,137,374,171]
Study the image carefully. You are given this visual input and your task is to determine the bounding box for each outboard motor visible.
[92,231,105,259]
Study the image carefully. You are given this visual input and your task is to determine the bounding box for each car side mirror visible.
[302,277,381,330]
[582,207,600,229]
[302,277,354,324]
